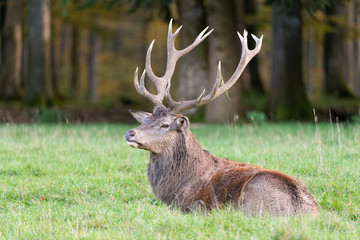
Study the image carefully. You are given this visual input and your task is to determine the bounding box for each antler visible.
[134,19,213,108]
[167,30,263,114]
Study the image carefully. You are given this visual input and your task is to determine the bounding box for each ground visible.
[0,123,359,239]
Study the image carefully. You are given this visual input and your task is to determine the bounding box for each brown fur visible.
[126,107,319,216]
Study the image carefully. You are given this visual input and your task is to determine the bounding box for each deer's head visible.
[126,106,189,153]
[125,19,262,153]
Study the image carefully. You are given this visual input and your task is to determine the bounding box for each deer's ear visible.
[175,116,189,131]
[129,110,152,124]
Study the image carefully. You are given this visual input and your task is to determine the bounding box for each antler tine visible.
[213,30,263,95]
[134,68,163,106]
[137,18,213,108]
[178,27,214,57]
[169,31,263,114]
[145,40,159,85]
[162,19,213,81]
[166,62,221,112]
[165,81,206,110]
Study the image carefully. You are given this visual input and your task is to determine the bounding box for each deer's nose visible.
[125,129,136,141]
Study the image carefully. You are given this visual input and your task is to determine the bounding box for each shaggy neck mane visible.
[148,129,213,206]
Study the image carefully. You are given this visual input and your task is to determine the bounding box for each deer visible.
[125,19,319,217]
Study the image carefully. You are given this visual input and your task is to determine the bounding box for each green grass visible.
[0,123,359,239]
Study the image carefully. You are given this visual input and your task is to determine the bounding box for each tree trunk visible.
[70,24,80,96]
[50,13,62,99]
[177,0,208,118]
[0,0,7,66]
[354,0,360,97]
[21,6,28,91]
[323,0,354,98]
[58,22,71,96]
[205,0,241,123]
[0,0,22,100]
[88,32,100,103]
[27,0,52,105]
[233,0,251,94]
[304,29,316,96]
[244,0,265,95]
[267,1,311,120]
[42,0,52,104]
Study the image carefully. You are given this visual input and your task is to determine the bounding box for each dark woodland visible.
[0,0,359,123]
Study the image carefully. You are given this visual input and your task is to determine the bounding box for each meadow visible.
[0,122,359,239]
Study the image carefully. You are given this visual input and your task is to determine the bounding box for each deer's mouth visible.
[126,140,142,148]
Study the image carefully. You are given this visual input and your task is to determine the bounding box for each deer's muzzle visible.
[125,129,140,148]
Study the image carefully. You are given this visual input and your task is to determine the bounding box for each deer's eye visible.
[161,123,170,129]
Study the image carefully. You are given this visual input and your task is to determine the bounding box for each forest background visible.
[1,0,360,123]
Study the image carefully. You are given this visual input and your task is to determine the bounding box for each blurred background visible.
[0,0,359,123]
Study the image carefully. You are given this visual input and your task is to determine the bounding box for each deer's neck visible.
[147,130,214,205]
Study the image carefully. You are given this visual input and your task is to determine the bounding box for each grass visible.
[0,122,359,239]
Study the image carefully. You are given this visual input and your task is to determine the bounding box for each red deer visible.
[125,20,319,216]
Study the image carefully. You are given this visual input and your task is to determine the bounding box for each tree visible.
[177,0,209,118]
[205,0,242,123]
[267,1,312,120]
[354,0,360,97]
[0,0,7,66]
[70,20,81,95]
[244,0,265,95]
[27,0,53,105]
[323,0,354,98]
[234,0,251,94]
[0,0,22,100]
[50,12,63,99]
[88,32,100,103]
